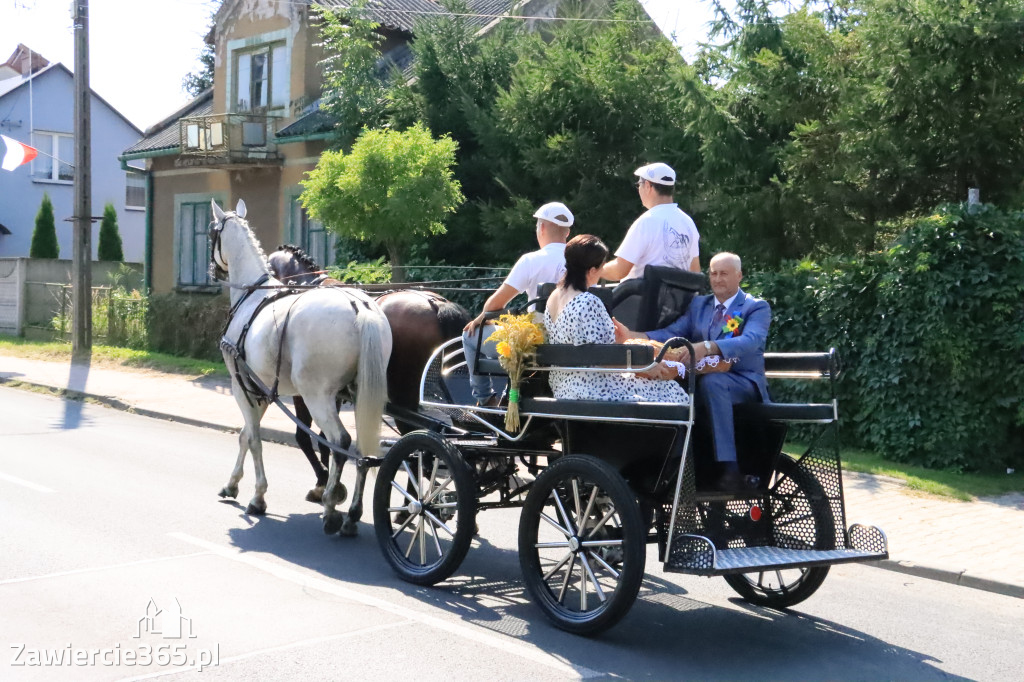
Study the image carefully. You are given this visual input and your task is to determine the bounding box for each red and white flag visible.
[1,134,39,171]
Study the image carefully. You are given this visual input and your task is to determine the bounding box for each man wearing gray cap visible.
[600,162,701,281]
[462,201,574,406]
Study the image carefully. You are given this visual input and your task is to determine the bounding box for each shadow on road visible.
[225,512,966,681]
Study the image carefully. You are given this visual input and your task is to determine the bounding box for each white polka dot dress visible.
[544,292,690,404]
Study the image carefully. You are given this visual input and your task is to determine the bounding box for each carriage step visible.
[664,525,888,576]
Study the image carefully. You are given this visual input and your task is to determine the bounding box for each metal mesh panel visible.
[665,426,850,571]
[422,345,476,424]
[670,535,715,571]
[848,524,888,555]
[771,445,847,551]
[658,448,699,550]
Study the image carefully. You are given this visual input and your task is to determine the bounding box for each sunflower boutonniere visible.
[722,312,744,337]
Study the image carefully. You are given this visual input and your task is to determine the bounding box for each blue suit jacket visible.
[646,288,770,400]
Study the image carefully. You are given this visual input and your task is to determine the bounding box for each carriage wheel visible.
[373,431,476,586]
[519,455,646,636]
[723,454,832,608]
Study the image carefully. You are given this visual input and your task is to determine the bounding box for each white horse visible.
[210,199,391,536]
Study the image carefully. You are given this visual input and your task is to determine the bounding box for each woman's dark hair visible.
[560,234,608,291]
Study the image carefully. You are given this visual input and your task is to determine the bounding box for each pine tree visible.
[97,203,124,261]
[29,193,59,259]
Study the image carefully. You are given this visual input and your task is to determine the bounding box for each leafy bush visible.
[329,257,392,284]
[145,292,229,361]
[50,285,147,349]
[747,204,1024,471]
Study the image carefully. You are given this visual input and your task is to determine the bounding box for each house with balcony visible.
[0,44,145,261]
[119,0,558,295]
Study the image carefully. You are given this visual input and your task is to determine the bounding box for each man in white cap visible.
[600,162,700,281]
[462,201,574,406]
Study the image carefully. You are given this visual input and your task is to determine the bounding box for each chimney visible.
[4,45,49,77]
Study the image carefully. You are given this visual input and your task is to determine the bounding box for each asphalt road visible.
[1,386,1022,681]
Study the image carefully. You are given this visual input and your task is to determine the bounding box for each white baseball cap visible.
[634,162,676,186]
[533,201,574,227]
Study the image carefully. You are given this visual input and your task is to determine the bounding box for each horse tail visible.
[355,307,391,459]
[435,299,471,340]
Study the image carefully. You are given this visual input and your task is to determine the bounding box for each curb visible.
[867,559,1024,600]
[0,376,298,448]
[3,375,1023,601]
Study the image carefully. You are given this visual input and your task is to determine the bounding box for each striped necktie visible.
[709,303,725,340]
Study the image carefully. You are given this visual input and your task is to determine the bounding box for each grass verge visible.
[811,444,1024,501]
[0,335,226,378]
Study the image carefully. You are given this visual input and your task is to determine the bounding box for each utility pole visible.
[72,0,92,355]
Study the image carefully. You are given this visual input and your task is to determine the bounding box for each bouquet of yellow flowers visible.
[486,312,546,431]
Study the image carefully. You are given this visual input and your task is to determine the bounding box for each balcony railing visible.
[177,114,282,166]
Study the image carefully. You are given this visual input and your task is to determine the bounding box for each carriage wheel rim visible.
[533,476,626,617]
[387,448,459,570]
[740,567,811,596]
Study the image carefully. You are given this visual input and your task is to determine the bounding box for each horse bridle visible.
[209,212,231,281]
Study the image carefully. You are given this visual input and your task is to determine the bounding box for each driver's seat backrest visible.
[610,265,707,332]
[535,283,613,316]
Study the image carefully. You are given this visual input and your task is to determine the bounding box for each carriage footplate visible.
[664,523,888,576]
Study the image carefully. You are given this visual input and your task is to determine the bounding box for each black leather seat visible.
[610,265,706,332]
[535,282,613,315]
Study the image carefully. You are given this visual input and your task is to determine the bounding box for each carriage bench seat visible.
[734,401,836,423]
[520,396,689,424]
[732,349,839,423]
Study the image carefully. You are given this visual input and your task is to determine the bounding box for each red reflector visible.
[749,506,762,521]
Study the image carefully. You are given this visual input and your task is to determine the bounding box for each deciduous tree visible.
[300,123,464,281]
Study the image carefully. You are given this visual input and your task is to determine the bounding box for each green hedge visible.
[746,204,1024,471]
[145,292,229,362]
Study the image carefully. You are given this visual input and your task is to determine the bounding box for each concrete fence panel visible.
[0,258,142,339]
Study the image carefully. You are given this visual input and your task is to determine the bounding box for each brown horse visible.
[267,245,470,501]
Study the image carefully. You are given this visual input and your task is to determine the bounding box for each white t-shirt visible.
[504,242,566,303]
[615,203,700,280]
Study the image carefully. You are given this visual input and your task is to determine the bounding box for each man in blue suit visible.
[615,252,770,490]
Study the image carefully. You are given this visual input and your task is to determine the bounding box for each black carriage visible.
[371,308,889,635]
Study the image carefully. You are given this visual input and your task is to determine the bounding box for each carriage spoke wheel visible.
[519,455,646,636]
[373,431,476,586]
[723,454,832,608]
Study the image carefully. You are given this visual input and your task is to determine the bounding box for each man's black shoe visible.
[715,466,760,493]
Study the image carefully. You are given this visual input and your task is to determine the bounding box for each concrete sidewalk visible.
[2,352,1022,599]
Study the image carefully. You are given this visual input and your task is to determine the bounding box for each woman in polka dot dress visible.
[543,235,689,404]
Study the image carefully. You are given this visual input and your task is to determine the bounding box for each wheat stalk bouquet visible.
[486,313,546,431]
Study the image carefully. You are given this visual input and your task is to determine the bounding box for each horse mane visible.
[230,212,272,275]
[275,243,321,273]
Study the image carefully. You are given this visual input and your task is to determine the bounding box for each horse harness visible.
[376,288,449,315]
[217,268,375,409]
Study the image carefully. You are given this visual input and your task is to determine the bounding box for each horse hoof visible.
[246,501,266,516]
[219,486,238,499]
[305,486,325,503]
[339,520,359,537]
[323,510,345,535]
